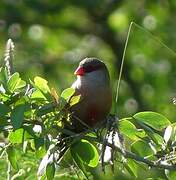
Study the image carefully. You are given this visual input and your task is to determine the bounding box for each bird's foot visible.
[100,114,124,173]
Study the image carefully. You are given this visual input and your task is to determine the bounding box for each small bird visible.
[38,57,112,176]
[70,57,112,132]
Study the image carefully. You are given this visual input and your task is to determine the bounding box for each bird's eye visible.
[84,65,100,73]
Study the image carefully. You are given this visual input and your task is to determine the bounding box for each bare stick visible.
[132,22,176,56]
[115,22,134,115]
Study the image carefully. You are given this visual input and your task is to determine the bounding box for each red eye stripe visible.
[74,65,101,76]
[84,65,101,73]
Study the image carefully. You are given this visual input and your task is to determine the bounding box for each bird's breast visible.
[71,86,112,128]
[70,73,112,130]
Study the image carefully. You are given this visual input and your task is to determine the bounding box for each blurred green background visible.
[0,1,176,179]
[0,0,176,119]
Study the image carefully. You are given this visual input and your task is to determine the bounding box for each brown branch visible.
[54,126,176,170]
[85,135,176,170]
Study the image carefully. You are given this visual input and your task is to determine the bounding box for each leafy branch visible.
[0,39,176,179]
[54,122,176,171]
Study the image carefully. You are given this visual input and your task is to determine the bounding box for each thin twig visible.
[132,22,176,56]
[55,127,176,170]
[72,114,91,129]
[115,22,134,115]
[84,136,176,170]
[7,161,11,180]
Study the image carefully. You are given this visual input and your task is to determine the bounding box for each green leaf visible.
[0,93,10,101]
[0,67,8,89]
[8,128,31,144]
[70,148,89,178]
[171,127,176,143]
[133,111,171,131]
[31,89,47,101]
[15,96,30,107]
[124,159,138,177]
[131,140,154,157]
[164,125,173,144]
[61,88,75,101]
[71,139,99,168]
[31,77,52,101]
[119,118,146,140]
[36,146,46,158]
[36,103,54,116]
[4,93,20,105]
[165,169,176,180]
[8,72,26,92]
[11,105,25,129]
[0,103,10,117]
[23,124,38,138]
[6,145,18,170]
[133,120,164,148]
[34,76,50,94]
[8,129,24,144]
[34,137,44,150]
[40,174,47,180]
[69,95,81,106]
[16,80,26,90]
[148,132,165,148]
[46,162,55,180]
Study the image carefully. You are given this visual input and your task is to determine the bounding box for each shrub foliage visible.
[0,40,176,179]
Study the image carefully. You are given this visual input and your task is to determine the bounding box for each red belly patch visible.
[87,107,99,126]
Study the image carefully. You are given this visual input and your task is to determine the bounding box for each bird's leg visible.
[100,115,124,173]
[93,117,110,141]
[109,116,119,173]
[100,115,113,173]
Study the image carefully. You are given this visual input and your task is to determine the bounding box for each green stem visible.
[7,161,11,180]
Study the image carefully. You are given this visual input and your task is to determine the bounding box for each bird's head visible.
[72,57,110,90]
[74,57,109,78]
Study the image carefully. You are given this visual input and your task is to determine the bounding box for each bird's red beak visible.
[74,66,85,76]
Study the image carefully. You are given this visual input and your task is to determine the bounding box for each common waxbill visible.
[70,57,112,132]
[37,57,112,176]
